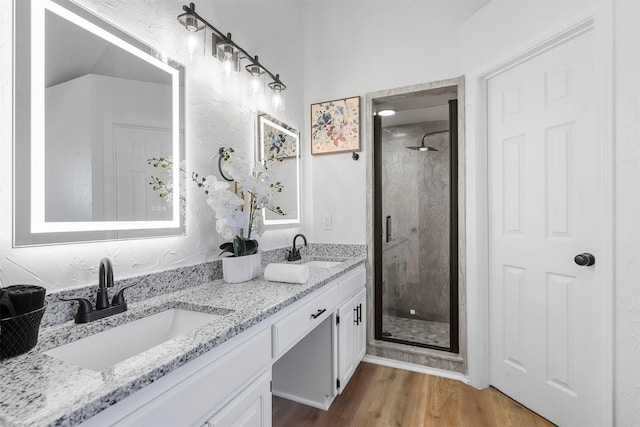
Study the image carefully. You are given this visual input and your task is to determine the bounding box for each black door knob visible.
[574,253,595,266]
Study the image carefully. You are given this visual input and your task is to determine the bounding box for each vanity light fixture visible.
[215,34,239,77]
[177,2,286,107]
[269,75,286,111]
[177,7,205,32]
[246,55,266,95]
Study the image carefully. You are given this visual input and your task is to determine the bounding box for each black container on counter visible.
[0,285,47,359]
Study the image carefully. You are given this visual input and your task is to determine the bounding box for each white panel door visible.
[113,124,173,221]
[488,29,602,426]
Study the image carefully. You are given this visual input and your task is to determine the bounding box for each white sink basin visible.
[44,308,223,371]
[303,260,342,268]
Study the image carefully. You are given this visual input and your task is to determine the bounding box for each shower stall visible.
[373,85,459,353]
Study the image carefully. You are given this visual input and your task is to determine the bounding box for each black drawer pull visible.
[311,308,326,319]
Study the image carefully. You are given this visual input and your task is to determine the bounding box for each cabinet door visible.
[354,288,366,362]
[205,371,271,427]
[337,297,356,394]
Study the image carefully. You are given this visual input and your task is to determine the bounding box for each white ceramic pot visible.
[222,253,261,284]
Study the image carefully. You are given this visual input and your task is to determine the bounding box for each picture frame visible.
[256,113,301,225]
[310,95,360,155]
[258,114,298,159]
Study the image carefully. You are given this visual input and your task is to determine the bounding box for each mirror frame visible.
[13,0,185,246]
[256,113,301,226]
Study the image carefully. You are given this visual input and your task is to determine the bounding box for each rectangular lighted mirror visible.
[14,0,185,246]
[257,114,300,225]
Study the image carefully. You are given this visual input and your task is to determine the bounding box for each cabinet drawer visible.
[114,328,271,426]
[339,265,366,301]
[272,284,339,358]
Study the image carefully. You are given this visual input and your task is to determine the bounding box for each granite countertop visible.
[0,254,366,427]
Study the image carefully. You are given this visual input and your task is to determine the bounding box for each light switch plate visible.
[322,214,332,230]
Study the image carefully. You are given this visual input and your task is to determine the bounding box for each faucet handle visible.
[286,249,296,262]
[58,297,93,315]
[111,283,138,306]
[286,248,301,262]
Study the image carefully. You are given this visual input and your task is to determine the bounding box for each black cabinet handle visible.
[358,303,362,323]
[311,308,326,319]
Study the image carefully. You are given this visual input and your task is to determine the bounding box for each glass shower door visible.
[374,93,459,353]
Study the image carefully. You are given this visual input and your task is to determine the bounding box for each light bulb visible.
[187,33,198,59]
[251,75,262,95]
[272,90,284,111]
[220,44,235,77]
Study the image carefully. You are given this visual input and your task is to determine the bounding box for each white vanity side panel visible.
[339,265,366,301]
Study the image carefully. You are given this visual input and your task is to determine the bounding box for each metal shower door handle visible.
[574,253,595,266]
[386,216,391,243]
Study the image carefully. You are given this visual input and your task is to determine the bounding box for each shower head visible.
[407,144,438,152]
[405,131,445,152]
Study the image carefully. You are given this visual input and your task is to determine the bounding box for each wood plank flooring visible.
[273,362,555,427]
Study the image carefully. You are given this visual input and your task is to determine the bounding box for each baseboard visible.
[362,355,470,384]
[272,390,333,411]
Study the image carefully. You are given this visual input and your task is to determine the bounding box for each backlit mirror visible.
[256,113,300,225]
[14,0,185,246]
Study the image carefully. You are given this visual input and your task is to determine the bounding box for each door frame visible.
[364,76,467,371]
[467,6,614,426]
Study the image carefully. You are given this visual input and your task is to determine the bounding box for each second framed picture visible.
[310,96,360,155]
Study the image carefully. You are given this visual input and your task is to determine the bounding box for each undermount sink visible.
[44,308,225,371]
[303,260,342,269]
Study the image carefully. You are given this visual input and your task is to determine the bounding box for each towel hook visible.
[218,147,234,182]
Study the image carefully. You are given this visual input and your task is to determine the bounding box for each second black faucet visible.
[287,234,307,262]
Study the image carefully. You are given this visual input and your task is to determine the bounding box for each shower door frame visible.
[371,82,461,354]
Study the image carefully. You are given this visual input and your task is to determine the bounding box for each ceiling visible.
[375,85,458,127]
[45,10,171,88]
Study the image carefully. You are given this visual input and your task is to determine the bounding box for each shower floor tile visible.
[382,315,450,348]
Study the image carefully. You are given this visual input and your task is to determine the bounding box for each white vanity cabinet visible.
[203,370,272,427]
[79,263,366,427]
[81,327,272,427]
[336,266,367,393]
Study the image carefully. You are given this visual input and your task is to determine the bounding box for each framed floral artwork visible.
[310,96,360,155]
[259,114,298,159]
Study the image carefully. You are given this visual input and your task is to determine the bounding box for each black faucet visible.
[59,258,134,323]
[287,234,307,262]
[96,258,114,310]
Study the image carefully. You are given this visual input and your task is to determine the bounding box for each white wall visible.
[461,1,640,425]
[0,0,304,290]
[612,1,640,424]
[45,76,93,221]
[302,1,486,244]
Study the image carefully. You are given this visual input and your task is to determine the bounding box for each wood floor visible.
[273,362,554,427]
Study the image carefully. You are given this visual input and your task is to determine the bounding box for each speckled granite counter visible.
[0,248,366,427]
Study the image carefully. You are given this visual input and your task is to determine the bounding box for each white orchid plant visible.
[147,156,186,217]
[193,147,285,257]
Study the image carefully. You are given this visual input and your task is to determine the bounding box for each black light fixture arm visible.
[180,3,285,88]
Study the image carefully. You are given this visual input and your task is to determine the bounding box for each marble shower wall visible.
[381,120,450,322]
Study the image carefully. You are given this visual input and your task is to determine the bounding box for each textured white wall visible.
[613,1,640,424]
[301,1,486,244]
[0,0,304,291]
[461,1,640,425]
